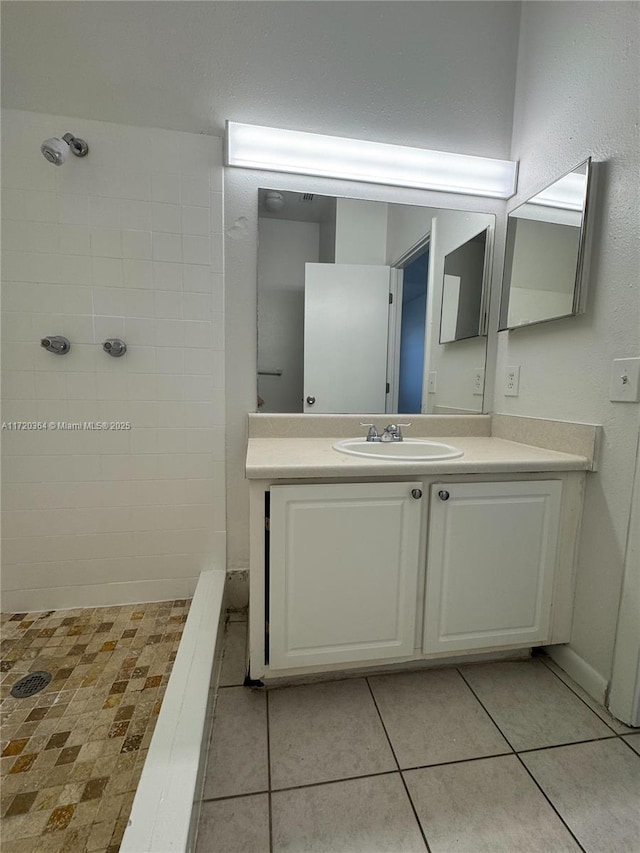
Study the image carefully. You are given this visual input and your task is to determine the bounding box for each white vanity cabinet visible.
[423,480,562,655]
[268,481,423,670]
[247,448,587,681]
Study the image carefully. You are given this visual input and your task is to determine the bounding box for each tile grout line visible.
[200,747,542,803]
[456,667,588,853]
[204,668,639,837]
[201,769,400,802]
[517,734,619,755]
[619,736,640,758]
[538,655,626,736]
[452,666,515,755]
[200,788,270,804]
[265,687,273,853]
[365,676,432,853]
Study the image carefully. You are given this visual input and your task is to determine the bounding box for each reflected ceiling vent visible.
[300,194,314,202]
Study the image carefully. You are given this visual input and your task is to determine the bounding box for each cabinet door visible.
[270,482,422,670]
[423,480,562,654]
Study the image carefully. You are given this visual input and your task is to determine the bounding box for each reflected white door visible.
[304,263,391,413]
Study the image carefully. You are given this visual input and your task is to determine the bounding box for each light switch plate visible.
[504,365,520,397]
[427,371,437,394]
[472,368,485,396]
[610,358,640,402]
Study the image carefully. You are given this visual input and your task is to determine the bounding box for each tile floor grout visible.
[455,665,589,853]
[538,654,623,736]
[199,727,640,805]
[364,676,432,853]
[265,689,273,853]
[198,626,640,853]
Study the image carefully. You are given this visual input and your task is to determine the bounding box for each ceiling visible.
[1,1,521,159]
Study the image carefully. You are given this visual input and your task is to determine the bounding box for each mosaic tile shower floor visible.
[0,599,190,853]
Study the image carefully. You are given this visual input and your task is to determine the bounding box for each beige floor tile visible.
[196,794,270,853]
[541,657,637,734]
[218,622,247,687]
[405,754,580,852]
[623,733,640,755]
[59,825,93,853]
[268,678,396,790]
[369,669,510,768]
[460,660,613,750]
[522,739,640,852]
[85,818,116,851]
[1,808,52,842]
[202,686,269,799]
[272,773,426,852]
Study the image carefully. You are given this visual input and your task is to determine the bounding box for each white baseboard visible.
[2,577,200,613]
[545,644,608,706]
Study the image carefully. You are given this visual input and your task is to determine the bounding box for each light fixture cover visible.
[528,171,587,211]
[226,121,518,199]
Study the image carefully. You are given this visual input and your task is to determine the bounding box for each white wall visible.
[334,198,388,265]
[1,2,521,158]
[1,109,226,610]
[257,218,319,413]
[495,1,640,684]
[386,205,437,265]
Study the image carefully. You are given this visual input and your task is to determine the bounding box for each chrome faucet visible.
[360,423,380,442]
[381,423,411,442]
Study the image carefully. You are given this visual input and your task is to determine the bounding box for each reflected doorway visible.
[398,248,429,413]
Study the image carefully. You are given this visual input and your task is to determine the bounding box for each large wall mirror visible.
[257,189,494,415]
[499,158,595,330]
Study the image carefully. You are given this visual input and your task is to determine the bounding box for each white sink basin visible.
[332,438,464,461]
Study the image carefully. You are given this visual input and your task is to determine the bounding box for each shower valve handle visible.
[103,338,127,357]
[40,336,70,355]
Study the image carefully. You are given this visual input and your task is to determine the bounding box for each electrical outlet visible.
[472,368,485,396]
[504,365,520,397]
[610,358,640,402]
[427,371,437,394]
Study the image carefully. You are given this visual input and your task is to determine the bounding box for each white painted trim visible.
[1,578,200,614]
[120,569,226,853]
[385,267,403,414]
[545,643,608,706]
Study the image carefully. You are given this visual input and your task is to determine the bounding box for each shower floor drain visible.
[10,671,52,699]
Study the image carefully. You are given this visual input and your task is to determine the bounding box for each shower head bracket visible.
[62,133,89,157]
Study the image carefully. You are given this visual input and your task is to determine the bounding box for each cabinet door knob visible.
[438,490,450,501]
[306,396,316,405]
[411,488,423,499]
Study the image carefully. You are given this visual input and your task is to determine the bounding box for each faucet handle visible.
[383,423,411,441]
[360,422,379,442]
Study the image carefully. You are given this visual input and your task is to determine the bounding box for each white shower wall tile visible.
[0,107,226,612]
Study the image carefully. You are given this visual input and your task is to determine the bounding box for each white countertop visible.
[246,436,591,479]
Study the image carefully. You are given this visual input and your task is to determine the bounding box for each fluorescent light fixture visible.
[226,121,518,199]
